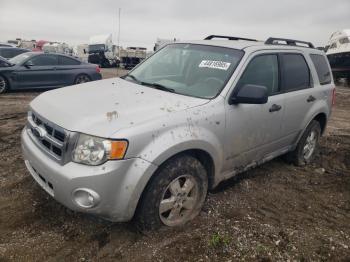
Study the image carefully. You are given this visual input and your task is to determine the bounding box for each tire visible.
[0,75,9,94]
[74,74,91,84]
[135,155,208,230]
[285,120,321,166]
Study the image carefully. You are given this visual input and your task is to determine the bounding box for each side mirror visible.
[24,61,34,68]
[229,84,268,105]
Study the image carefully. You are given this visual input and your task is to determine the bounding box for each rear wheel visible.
[285,120,321,166]
[135,155,208,230]
[74,74,91,84]
[0,75,9,94]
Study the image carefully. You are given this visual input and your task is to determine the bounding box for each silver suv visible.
[21,35,335,229]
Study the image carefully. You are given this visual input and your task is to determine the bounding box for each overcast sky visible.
[0,0,349,50]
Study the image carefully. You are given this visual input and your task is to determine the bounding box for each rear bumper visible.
[91,72,102,81]
[21,128,157,222]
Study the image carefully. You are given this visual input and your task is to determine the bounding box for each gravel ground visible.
[0,71,349,261]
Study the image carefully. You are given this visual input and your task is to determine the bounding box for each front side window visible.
[310,54,332,85]
[9,53,31,65]
[27,55,58,66]
[124,44,244,99]
[236,54,279,95]
[281,54,310,91]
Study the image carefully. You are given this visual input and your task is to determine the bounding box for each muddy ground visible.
[0,70,349,261]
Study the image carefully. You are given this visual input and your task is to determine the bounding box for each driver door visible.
[16,54,59,88]
[223,53,286,173]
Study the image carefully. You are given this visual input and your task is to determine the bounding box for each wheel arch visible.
[313,112,327,135]
[132,148,216,220]
[0,73,11,91]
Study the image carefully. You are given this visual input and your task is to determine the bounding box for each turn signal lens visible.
[109,140,128,160]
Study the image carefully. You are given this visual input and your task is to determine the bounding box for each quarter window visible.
[236,54,279,95]
[58,56,81,65]
[310,54,332,85]
[281,54,310,91]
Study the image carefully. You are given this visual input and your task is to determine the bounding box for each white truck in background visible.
[7,38,36,50]
[119,47,147,69]
[74,44,89,62]
[87,34,119,68]
[42,42,71,55]
[153,38,179,51]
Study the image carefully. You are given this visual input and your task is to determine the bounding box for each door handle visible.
[269,104,282,112]
[307,95,316,102]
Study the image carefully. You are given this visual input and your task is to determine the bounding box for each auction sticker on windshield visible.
[199,60,231,70]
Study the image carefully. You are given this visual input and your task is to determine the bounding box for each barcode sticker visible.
[199,60,231,70]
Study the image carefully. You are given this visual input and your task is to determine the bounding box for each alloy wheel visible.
[0,76,7,93]
[159,175,199,226]
[303,130,317,160]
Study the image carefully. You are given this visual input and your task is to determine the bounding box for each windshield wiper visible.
[123,74,142,84]
[123,74,175,93]
[143,82,175,93]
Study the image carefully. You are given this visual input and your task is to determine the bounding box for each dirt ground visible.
[0,70,349,261]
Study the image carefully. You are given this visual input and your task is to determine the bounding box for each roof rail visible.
[265,37,315,48]
[204,35,258,42]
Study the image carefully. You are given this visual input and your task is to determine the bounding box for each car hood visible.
[30,78,209,138]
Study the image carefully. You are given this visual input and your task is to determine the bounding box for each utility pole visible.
[117,8,121,58]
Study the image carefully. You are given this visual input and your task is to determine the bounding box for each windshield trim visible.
[126,43,245,100]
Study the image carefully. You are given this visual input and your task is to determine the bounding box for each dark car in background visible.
[0,52,102,93]
[0,47,30,59]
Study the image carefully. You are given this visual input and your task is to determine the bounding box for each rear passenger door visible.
[279,53,316,144]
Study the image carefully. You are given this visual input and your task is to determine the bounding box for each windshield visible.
[9,53,32,65]
[125,44,244,98]
[89,44,105,53]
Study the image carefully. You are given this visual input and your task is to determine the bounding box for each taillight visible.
[331,88,336,106]
[96,66,101,73]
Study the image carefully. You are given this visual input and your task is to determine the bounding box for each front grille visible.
[27,111,68,162]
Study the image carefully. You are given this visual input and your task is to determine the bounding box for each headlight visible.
[72,134,128,165]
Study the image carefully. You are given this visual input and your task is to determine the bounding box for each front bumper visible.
[21,128,157,222]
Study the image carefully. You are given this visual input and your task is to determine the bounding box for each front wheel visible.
[74,74,91,84]
[135,155,208,230]
[0,75,9,94]
[285,120,321,166]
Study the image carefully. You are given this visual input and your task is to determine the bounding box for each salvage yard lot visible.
[0,69,349,261]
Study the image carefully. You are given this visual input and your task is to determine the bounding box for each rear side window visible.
[281,54,310,91]
[58,56,81,65]
[310,54,332,85]
[28,55,58,66]
[236,54,279,95]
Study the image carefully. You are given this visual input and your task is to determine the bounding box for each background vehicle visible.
[153,38,179,51]
[33,40,49,51]
[7,38,36,50]
[120,46,147,69]
[326,29,350,82]
[0,52,101,93]
[88,34,119,68]
[0,43,15,47]
[0,47,30,59]
[74,44,89,62]
[42,42,71,55]
[21,36,334,230]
